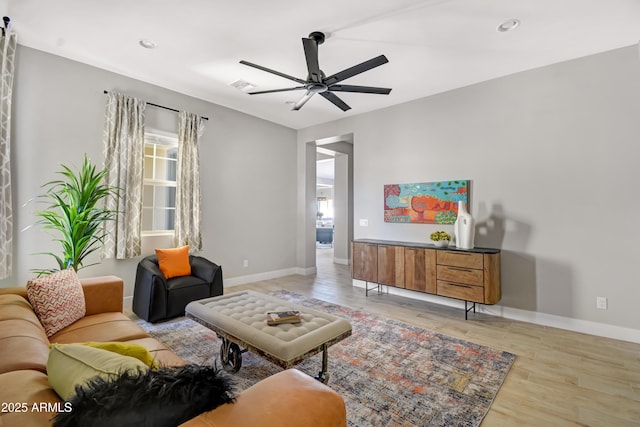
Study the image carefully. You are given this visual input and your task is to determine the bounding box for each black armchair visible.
[133,255,223,323]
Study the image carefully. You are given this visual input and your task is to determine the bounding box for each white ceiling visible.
[5,0,640,129]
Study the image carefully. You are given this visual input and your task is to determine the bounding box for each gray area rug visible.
[136,290,515,426]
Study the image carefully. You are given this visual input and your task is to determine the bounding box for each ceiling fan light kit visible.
[240,31,392,111]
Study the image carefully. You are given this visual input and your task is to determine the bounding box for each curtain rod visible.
[103,90,209,121]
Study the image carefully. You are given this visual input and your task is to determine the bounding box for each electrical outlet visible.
[596,297,607,310]
[243,259,249,268]
[359,219,369,227]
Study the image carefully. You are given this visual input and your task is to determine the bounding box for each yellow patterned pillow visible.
[26,268,86,337]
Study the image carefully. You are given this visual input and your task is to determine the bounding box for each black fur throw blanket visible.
[53,364,236,427]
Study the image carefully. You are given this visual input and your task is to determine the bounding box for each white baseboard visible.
[126,271,639,344]
[478,304,640,344]
[353,280,640,344]
[123,268,317,308]
[225,267,316,287]
[353,280,464,309]
[334,257,350,266]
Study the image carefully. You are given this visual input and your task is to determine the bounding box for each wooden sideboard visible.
[351,239,501,319]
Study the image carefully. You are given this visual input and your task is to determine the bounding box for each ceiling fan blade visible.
[302,37,322,83]
[248,86,307,95]
[320,91,351,112]
[329,84,391,95]
[292,91,316,111]
[324,55,389,85]
[239,60,306,84]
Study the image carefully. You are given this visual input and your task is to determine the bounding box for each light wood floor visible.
[229,248,640,426]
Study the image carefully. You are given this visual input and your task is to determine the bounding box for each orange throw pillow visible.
[155,245,191,279]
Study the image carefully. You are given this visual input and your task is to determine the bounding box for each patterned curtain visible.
[0,26,16,280]
[102,92,146,259]
[175,111,205,250]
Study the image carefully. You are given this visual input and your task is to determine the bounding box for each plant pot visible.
[432,240,450,248]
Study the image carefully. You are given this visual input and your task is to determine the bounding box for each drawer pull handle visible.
[449,283,472,289]
[448,267,474,273]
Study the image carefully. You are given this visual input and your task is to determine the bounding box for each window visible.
[316,193,334,228]
[142,130,178,234]
[317,197,334,220]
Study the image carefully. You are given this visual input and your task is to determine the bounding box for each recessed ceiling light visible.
[497,19,520,33]
[139,39,157,49]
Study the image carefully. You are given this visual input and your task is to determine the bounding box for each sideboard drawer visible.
[437,280,484,302]
[437,265,484,286]
[436,251,483,269]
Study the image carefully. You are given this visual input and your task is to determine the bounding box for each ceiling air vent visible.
[230,79,256,92]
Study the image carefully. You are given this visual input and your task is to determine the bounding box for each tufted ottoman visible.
[185,290,352,383]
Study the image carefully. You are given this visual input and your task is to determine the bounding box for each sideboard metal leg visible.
[464,301,476,320]
[365,282,383,297]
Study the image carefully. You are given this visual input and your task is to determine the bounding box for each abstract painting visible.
[384,180,469,224]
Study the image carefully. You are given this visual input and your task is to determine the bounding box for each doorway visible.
[316,147,336,268]
[314,135,353,269]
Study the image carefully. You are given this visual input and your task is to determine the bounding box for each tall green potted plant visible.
[31,155,118,275]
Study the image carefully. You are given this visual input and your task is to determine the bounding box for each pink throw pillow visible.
[26,269,86,337]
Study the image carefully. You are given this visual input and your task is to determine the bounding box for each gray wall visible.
[5,42,640,332]
[1,46,298,297]
[298,45,640,330]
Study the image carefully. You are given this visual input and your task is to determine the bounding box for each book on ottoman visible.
[267,310,301,325]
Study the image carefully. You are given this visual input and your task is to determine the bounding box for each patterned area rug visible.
[136,290,515,427]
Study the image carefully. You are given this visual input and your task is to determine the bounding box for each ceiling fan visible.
[240,31,391,112]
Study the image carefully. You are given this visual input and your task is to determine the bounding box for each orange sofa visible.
[0,276,347,427]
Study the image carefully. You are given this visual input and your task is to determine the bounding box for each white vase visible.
[454,201,475,249]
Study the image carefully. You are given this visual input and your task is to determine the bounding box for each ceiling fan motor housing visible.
[308,83,328,94]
